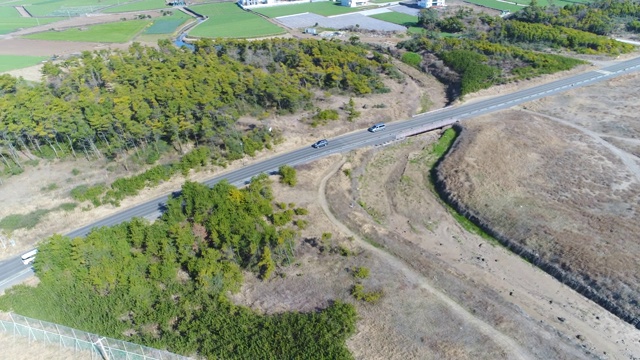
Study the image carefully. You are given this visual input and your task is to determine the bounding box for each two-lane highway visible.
[2,55,640,293]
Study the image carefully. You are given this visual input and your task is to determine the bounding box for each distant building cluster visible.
[239,0,312,7]
[238,0,445,9]
[418,0,445,8]
[340,0,369,8]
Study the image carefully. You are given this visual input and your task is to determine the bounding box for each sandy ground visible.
[0,327,91,360]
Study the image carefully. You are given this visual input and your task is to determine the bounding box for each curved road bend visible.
[2,56,640,292]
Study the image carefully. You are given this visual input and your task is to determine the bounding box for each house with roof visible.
[340,0,369,7]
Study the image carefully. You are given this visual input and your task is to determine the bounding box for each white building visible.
[418,0,445,8]
[340,0,369,7]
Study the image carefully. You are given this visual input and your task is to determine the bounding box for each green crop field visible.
[0,6,21,18]
[370,12,418,27]
[463,0,592,12]
[103,0,168,13]
[0,7,62,34]
[144,11,190,34]
[189,3,285,38]
[0,55,48,72]
[463,0,524,12]
[19,0,121,17]
[255,1,367,18]
[24,19,151,42]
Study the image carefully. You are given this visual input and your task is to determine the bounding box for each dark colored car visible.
[312,139,329,148]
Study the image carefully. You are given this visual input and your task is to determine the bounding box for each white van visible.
[368,123,386,133]
[21,249,37,265]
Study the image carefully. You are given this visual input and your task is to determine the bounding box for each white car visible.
[368,123,386,132]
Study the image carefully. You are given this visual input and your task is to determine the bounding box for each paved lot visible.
[388,4,422,16]
[276,12,406,32]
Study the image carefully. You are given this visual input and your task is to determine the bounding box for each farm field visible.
[462,0,524,12]
[369,12,418,28]
[463,0,592,12]
[0,7,62,34]
[254,1,368,18]
[103,0,168,13]
[23,19,151,43]
[20,0,121,17]
[143,11,190,34]
[189,3,285,38]
[0,55,47,72]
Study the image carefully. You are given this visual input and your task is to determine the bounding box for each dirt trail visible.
[318,157,535,360]
[520,108,640,182]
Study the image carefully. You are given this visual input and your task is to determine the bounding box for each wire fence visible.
[0,312,193,360]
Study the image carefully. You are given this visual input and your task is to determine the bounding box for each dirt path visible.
[520,108,640,182]
[318,157,535,360]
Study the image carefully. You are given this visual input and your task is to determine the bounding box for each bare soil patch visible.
[432,71,640,350]
[0,327,90,360]
[232,155,528,359]
[327,133,639,359]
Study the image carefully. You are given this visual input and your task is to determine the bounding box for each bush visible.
[58,203,77,212]
[401,52,422,68]
[311,108,339,127]
[271,209,294,226]
[278,165,297,187]
[70,184,106,207]
[295,219,308,229]
[353,266,370,279]
[351,283,383,303]
[294,207,308,216]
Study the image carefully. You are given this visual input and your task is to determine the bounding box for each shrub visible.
[58,203,77,212]
[353,266,370,279]
[278,165,297,187]
[401,52,422,68]
[351,283,383,303]
[70,184,106,207]
[295,219,308,229]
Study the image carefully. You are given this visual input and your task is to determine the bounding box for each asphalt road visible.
[2,56,640,293]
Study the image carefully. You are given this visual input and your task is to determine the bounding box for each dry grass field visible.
[435,72,640,333]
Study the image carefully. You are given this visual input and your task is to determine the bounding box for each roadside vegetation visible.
[393,2,635,101]
[0,203,77,232]
[511,0,640,36]
[0,38,396,182]
[0,177,357,359]
[420,128,495,241]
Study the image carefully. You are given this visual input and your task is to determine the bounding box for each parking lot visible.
[276,9,409,32]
